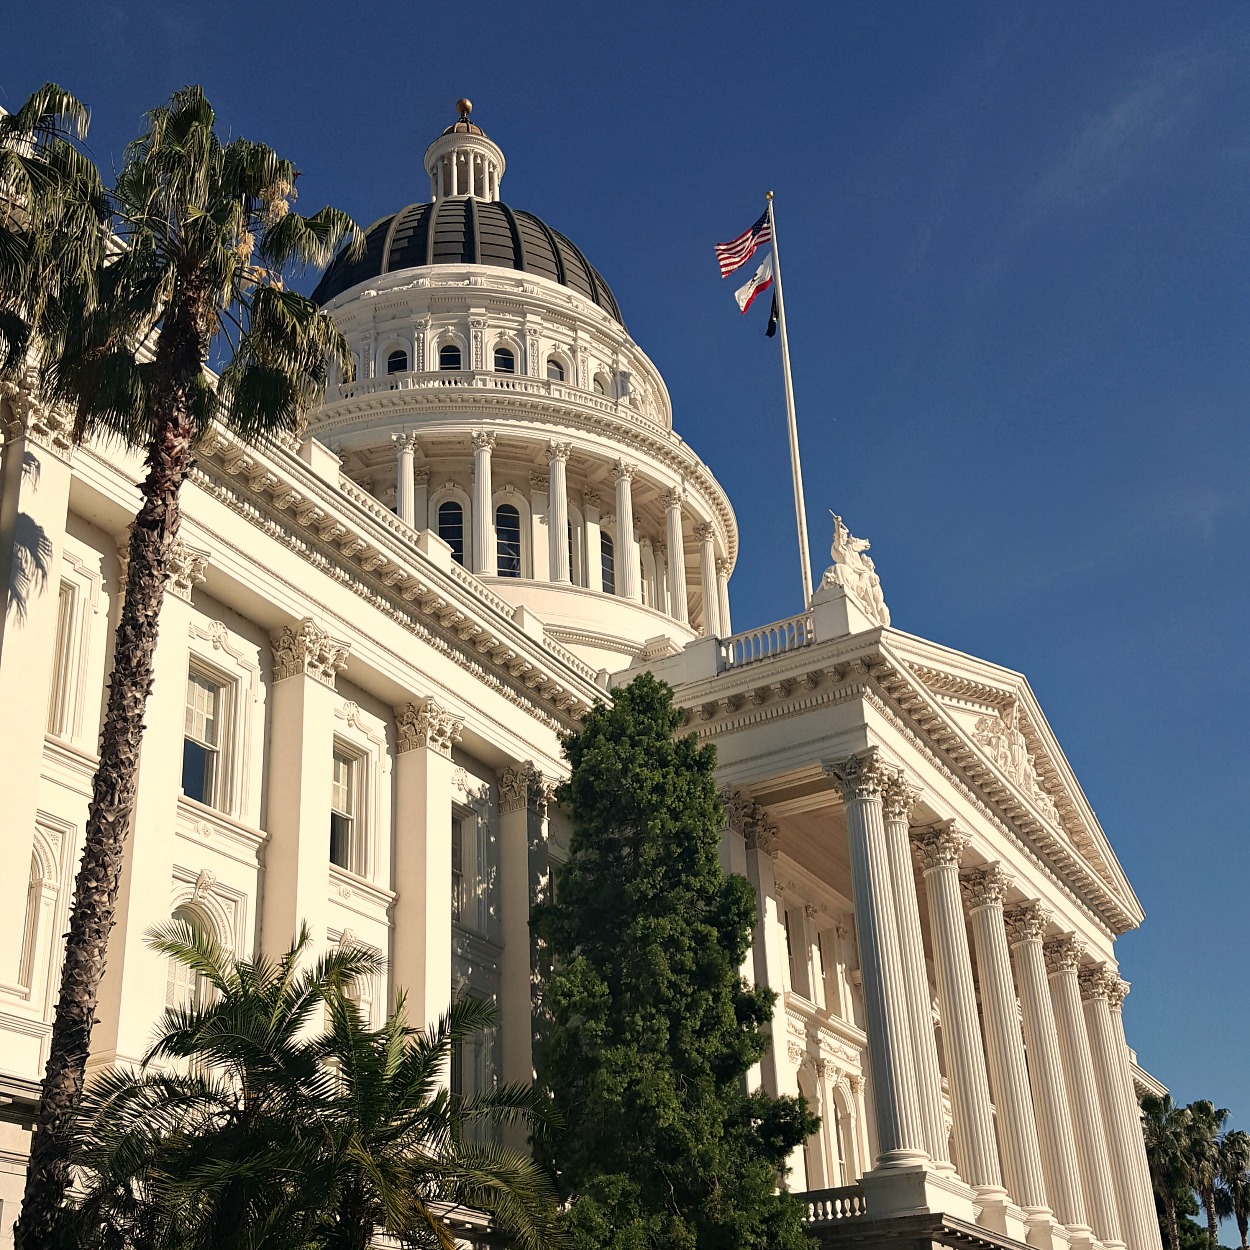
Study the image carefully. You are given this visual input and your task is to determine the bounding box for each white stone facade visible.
[0,108,1161,1250]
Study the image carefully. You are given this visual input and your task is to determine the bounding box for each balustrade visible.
[722,612,813,668]
[803,1185,868,1224]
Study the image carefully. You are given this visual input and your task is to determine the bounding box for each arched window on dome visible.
[496,504,522,577]
[386,349,408,375]
[546,357,565,382]
[439,344,462,371]
[166,906,214,1011]
[493,347,515,374]
[593,373,609,397]
[437,501,466,566]
[600,533,616,596]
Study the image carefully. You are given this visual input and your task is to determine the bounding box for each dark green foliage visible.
[536,673,818,1250]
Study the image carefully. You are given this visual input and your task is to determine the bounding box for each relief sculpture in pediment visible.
[972,702,1061,826]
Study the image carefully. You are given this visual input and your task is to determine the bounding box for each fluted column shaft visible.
[880,775,950,1168]
[613,462,641,601]
[1006,904,1089,1233]
[472,431,496,574]
[547,442,571,583]
[963,866,1050,1215]
[1048,939,1123,1248]
[393,433,417,527]
[716,557,732,635]
[1083,970,1161,1250]
[824,752,928,1168]
[695,523,720,638]
[913,824,1002,1192]
[1107,984,1164,1250]
[665,488,689,622]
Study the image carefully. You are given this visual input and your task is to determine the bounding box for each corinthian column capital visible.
[960,862,1014,910]
[881,769,920,821]
[545,439,571,463]
[1078,964,1114,1002]
[1043,933,1084,975]
[1003,900,1051,946]
[1106,975,1130,1008]
[394,696,464,757]
[823,749,889,802]
[471,430,496,451]
[910,820,969,871]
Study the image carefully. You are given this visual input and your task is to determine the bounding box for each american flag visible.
[714,209,772,277]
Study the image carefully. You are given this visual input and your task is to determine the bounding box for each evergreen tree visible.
[536,673,817,1250]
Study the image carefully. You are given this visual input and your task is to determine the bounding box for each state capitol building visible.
[0,104,1164,1250]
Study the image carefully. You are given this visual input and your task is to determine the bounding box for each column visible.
[880,773,950,1169]
[413,466,430,531]
[823,751,928,1168]
[612,461,641,601]
[1005,903,1091,1241]
[1106,978,1165,1250]
[261,621,351,958]
[742,815,792,1100]
[695,523,720,638]
[392,696,463,1028]
[0,399,73,984]
[546,441,571,583]
[583,492,603,592]
[963,866,1052,1230]
[1047,937,1124,1250]
[664,488,689,623]
[1083,970,1162,1250]
[471,431,496,575]
[716,557,732,636]
[393,433,418,527]
[654,542,670,615]
[912,823,1004,1198]
[450,152,459,196]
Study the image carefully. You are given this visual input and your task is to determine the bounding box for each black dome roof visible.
[311,199,623,324]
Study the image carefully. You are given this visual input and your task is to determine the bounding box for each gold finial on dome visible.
[457,98,473,120]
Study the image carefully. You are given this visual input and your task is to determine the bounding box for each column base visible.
[975,1188,1030,1243]
[1064,1223,1097,1250]
[1020,1208,1064,1250]
[860,1163,979,1223]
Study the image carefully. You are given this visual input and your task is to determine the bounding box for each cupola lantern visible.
[423,98,505,201]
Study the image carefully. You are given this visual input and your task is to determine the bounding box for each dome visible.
[311,199,624,324]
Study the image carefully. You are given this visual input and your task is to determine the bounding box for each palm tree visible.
[1,86,359,1250]
[57,923,563,1250]
[1217,1130,1250,1250]
[315,991,563,1250]
[1187,1100,1231,1250]
[1143,1094,1194,1250]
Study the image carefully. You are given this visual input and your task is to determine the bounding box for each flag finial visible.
[766,190,774,200]
[457,98,473,120]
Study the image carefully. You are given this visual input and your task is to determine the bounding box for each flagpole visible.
[765,191,814,608]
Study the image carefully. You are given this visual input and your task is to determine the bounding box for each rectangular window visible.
[783,909,797,988]
[182,670,222,807]
[451,814,465,923]
[46,582,76,736]
[330,748,356,869]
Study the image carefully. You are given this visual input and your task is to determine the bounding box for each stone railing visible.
[721,612,814,669]
[801,1184,868,1224]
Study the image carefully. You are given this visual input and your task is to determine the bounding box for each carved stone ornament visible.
[394,697,464,758]
[821,512,890,627]
[881,769,919,822]
[960,862,1014,911]
[911,821,970,872]
[664,486,685,510]
[971,700,1060,825]
[166,540,210,601]
[1078,964,1113,1002]
[471,430,496,452]
[720,786,778,858]
[4,376,75,455]
[499,764,530,814]
[1003,900,1051,946]
[270,620,350,686]
[545,440,571,463]
[823,749,890,803]
[613,460,636,482]
[1106,976,1129,1009]
[192,868,217,901]
[529,472,549,492]
[694,521,715,544]
[1043,933,1084,976]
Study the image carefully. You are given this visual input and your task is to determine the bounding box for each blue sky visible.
[4,1,1248,1130]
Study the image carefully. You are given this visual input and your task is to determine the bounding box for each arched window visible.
[546,357,565,382]
[386,349,408,375]
[493,347,515,374]
[593,373,609,396]
[166,907,212,1010]
[600,533,616,595]
[439,344,462,371]
[496,504,522,577]
[438,501,466,565]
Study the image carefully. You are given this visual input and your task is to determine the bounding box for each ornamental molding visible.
[720,786,778,858]
[394,696,463,757]
[499,764,529,814]
[823,749,890,803]
[270,619,350,686]
[911,820,970,872]
[529,472,549,492]
[1043,933,1084,976]
[960,862,1014,911]
[1003,901,1051,946]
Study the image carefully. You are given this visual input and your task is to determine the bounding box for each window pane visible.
[496,504,522,577]
[331,750,355,869]
[546,357,564,382]
[600,533,615,595]
[451,816,464,923]
[493,347,515,373]
[438,502,465,565]
[387,350,408,375]
[182,739,216,806]
[185,672,219,746]
[47,582,74,735]
[330,812,352,868]
[439,344,461,370]
[593,375,607,395]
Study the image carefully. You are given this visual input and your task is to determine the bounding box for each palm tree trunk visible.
[1203,1185,1221,1250]
[15,290,206,1250]
[1163,1189,1182,1250]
